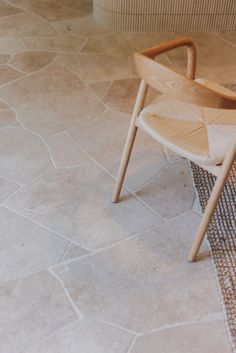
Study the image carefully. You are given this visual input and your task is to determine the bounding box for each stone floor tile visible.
[168,32,236,82]
[0,0,23,17]
[0,38,25,54]
[0,53,10,64]
[88,80,111,99]
[0,207,69,280]
[0,12,57,38]
[81,32,170,56]
[0,63,106,137]
[30,318,134,353]
[45,132,90,168]
[5,165,162,249]
[53,14,110,38]
[0,127,53,184]
[131,320,232,353]
[0,108,15,127]
[9,51,56,73]
[68,109,167,191]
[0,64,23,85]
[61,243,90,262]
[102,78,158,114]
[8,0,90,22]
[136,160,195,219]
[56,53,129,82]
[0,271,78,353]
[53,213,220,333]
[0,177,19,203]
[23,34,86,53]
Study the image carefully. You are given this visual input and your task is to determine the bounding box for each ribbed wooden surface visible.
[94,0,236,31]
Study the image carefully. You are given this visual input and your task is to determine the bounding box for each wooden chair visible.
[112,38,236,262]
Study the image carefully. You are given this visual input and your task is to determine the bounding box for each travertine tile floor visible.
[0,0,235,352]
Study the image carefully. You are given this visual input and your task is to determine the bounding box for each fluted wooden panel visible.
[94,0,236,32]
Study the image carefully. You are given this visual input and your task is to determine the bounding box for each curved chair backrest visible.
[134,38,236,109]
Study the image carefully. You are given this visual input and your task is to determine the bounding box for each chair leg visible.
[188,140,236,262]
[112,80,148,203]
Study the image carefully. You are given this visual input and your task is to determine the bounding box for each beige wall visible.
[94,0,236,31]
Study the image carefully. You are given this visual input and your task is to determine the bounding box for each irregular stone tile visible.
[136,160,195,219]
[0,207,69,280]
[82,32,170,55]
[0,53,10,64]
[53,213,220,333]
[88,81,111,99]
[103,78,158,114]
[9,0,91,21]
[53,14,110,38]
[9,51,56,73]
[0,271,77,353]
[45,132,90,168]
[24,35,86,53]
[0,0,23,17]
[0,63,106,136]
[0,109,15,127]
[5,165,162,249]
[56,53,129,82]
[0,38,25,54]
[68,109,167,191]
[0,127,53,184]
[30,318,133,353]
[0,12,57,38]
[0,177,19,203]
[61,243,90,262]
[217,32,236,46]
[0,64,23,85]
[0,99,9,109]
[132,321,231,353]
[168,32,236,81]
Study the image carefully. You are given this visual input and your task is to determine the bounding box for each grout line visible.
[64,131,165,222]
[58,242,71,263]
[2,204,93,251]
[89,317,138,336]
[126,336,137,353]
[48,267,85,319]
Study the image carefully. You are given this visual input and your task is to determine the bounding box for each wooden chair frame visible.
[112,38,236,262]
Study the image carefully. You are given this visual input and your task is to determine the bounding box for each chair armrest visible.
[140,37,197,80]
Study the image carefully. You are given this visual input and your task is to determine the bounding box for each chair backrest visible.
[135,38,236,109]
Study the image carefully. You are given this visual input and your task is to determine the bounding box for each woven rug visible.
[191,156,236,350]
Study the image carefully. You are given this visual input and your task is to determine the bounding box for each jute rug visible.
[191,137,236,350]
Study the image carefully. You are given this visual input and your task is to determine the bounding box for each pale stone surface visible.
[0,177,19,203]
[24,34,86,53]
[0,109,15,127]
[0,3,234,352]
[132,320,232,353]
[68,109,167,191]
[81,32,170,55]
[45,132,90,168]
[5,165,162,249]
[9,51,56,73]
[30,318,134,353]
[88,80,111,99]
[0,0,23,17]
[0,63,106,137]
[56,53,129,82]
[53,213,220,333]
[102,78,158,114]
[53,14,110,37]
[0,38,25,54]
[0,64,23,85]
[136,160,195,219]
[0,271,77,353]
[61,243,90,262]
[0,12,57,38]
[0,127,53,184]
[0,207,68,280]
